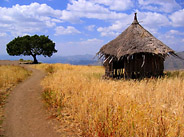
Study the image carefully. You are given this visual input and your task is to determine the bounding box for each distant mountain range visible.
[0,52,184,70]
[0,54,101,65]
[41,54,100,65]
[164,51,184,70]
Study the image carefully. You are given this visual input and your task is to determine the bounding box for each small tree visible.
[6,35,57,64]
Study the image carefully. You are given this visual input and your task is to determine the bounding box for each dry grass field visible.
[34,64,184,136]
[0,65,31,130]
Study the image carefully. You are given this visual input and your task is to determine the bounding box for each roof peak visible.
[132,12,139,24]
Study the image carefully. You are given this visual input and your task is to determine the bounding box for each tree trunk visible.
[32,55,38,64]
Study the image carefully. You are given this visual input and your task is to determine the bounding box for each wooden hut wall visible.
[103,55,113,77]
[103,53,164,79]
[124,53,164,78]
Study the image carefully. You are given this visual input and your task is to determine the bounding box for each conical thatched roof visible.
[98,13,175,60]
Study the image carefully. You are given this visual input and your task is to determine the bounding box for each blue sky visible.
[0,0,184,57]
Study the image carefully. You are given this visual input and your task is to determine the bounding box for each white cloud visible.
[137,11,170,28]
[157,31,184,51]
[97,19,128,37]
[61,0,128,22]
[97,11,169,37]
[138,0,181,13]
[95,13,131,37]
[0,33,11,55]
[0,32,7,37]
[55,26,81,35]
[90,0,133,11]
[0,2,62,36]
[57,38,104,56]
[67,0,109,13]
[61,10,80,23]
[169,30,184,35]
[159,29,184,51]
[86,25,95,31]
[98,30,120,37]
[170,9,184,27]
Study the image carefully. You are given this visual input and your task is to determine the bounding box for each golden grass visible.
[34,64,184,136]
[0,65,31,131]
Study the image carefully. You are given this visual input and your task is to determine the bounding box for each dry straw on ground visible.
[34,64,184,136]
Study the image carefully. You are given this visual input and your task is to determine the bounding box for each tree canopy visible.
[6,35,57,64]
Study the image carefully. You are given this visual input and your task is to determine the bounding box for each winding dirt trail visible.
[1,61,62,137]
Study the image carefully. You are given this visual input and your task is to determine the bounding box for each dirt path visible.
[1,61,62,137]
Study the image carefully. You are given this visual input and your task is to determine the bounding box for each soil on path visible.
[0,60,62,137]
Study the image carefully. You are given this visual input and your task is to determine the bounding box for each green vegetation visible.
[6,35,57,64]
[19,59,34,64]
[165,70,184,78]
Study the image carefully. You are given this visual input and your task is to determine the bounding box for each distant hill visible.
[165,51,184,70]
[0,54,99,65]
[41,54,99,65]
[1,52,184,70]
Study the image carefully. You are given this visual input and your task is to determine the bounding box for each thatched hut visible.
[97,13,176,79]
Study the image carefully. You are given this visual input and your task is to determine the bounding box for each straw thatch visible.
[98,13,175,59]
[97,13,176,79]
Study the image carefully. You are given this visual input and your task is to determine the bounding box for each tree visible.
[6,35,57,64]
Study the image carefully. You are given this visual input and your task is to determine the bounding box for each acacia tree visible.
[6,35,57,64]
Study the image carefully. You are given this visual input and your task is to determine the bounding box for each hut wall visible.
[103,56,114,77]
[103,53,164,79]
